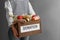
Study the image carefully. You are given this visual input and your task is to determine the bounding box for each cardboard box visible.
[13,19,41,38]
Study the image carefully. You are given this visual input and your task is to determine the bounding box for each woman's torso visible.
[10,0,29,15]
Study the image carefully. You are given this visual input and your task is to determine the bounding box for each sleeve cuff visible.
[28,1,36,16]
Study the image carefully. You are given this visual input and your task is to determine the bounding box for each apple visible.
[32,15,40,20]
[17,16,23,19]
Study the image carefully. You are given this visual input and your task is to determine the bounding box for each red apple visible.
[17,16,23,19]
[32,15,40,20]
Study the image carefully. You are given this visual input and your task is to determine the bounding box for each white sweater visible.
[5,0,36,26]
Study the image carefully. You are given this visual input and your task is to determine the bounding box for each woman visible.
[5,0,36,40]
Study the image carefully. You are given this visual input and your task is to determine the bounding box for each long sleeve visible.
[5,1,10,26]
[5,0,36,27]
[28,1,36,16]
[5,1,14,27]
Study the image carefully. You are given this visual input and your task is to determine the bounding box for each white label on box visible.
[20,23,40,33]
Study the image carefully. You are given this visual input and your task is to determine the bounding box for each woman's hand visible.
[11,25,18,38]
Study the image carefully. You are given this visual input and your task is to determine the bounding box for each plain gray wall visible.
[0,0,9,40]
[30,0,60,40]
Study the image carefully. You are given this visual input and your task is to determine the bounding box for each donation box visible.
[13,19,41,38]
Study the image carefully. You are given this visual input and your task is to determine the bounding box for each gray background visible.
[30,0,60,40]
[0,0,60,40]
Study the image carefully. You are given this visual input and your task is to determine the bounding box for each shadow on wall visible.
[30,0,60,40]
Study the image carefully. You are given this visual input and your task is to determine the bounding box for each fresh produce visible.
[18,19,27,23]
[32,15,40,20]
[13,14,40,22]
[17,16,23,19]
[23,15,32,22]
[32,15,37,17]
[13,15,17,21]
